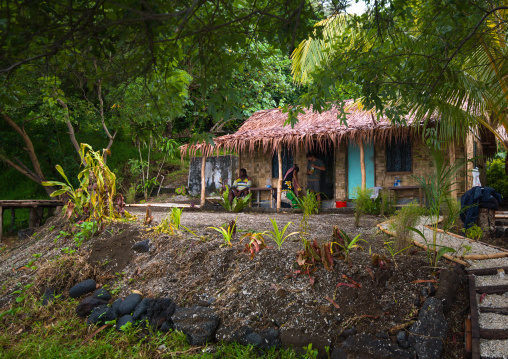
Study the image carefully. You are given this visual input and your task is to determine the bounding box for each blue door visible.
[348,142,375,198]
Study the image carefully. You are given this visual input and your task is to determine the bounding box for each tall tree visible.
[0,0,324,195]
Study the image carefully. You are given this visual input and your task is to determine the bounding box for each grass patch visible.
[0,297,302,358]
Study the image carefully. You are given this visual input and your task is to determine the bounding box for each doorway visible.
[348,142,375,198]
[311,147,335,200]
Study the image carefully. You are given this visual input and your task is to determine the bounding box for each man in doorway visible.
[229,168,252,204]
[306,152,325,203]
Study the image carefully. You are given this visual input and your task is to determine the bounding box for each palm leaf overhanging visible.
[290,1,508,147]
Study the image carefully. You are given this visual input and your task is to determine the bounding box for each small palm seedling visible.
[170,207,183,230]
[334,228,367,264]
[266,219,299,250]
[240,232,269,259]
[384,240,413,268]
[208,217,237,246]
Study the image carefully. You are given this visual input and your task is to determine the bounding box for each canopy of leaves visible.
[291,0,508,141]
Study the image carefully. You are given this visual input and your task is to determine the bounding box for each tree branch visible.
[56,98,83,164]
[0,110,47,183]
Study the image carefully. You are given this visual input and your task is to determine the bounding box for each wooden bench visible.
[0,200,64,242]
[249,187,275,208]
[388,186,424,207]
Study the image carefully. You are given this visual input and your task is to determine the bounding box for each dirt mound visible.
[88,223,142,275]
[0,211,468,358]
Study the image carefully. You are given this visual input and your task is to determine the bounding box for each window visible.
[386,137,412,172]
[272,148,293,178]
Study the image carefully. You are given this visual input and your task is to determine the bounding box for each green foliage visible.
[486,158,508,199]
[43,144,133,224]
[390,203,424,252]
[442,198,463,233]
[296,239,337,287]
[125,185,136,204]
[169,208,183,230]
[266,219,299,250]
[463,224,483,241]
[380,190,396,216]
[175,185,186,196]
[333,228,367,264]
[73,221,98,247]
[0,297,302,358]
[409,226,457,267]
[208,218,237,246]
[240,232,268,259]
[411,143,465,267]
[220,186,252,212]
[352,186,372,227]
[295,190,319,238]
[302,343,319,359]
[291,1,508,145]
[384,241,412,269]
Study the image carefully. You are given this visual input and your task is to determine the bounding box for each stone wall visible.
[188,155,238,196]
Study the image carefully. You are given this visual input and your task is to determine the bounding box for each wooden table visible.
[387,186,424,206]
[0,200,64,242]
[249,187,276,208]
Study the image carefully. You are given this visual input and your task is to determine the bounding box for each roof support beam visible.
[360,141,366,189]
[200,155,206,207]
[277,146,282,212]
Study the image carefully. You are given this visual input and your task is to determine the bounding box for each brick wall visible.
[239,137,471,201]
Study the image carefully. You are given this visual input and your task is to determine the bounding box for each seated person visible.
[229,168,252,204]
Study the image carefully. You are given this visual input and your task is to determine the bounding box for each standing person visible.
[306,152,325,203]
[229,168,252,204]
[280,165,301,207]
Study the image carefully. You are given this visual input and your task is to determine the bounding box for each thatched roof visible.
[181,100,429,157]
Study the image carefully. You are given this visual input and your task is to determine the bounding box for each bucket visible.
[336,201,347,208]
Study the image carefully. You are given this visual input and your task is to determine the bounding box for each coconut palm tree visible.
[290,1,508,153]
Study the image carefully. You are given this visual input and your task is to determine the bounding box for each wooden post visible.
[200,155,206,207]
[277,147,282,212]
[0,206,3,242]
[360,141,366,189]
[10,208,15,232]
[29,207,36,228]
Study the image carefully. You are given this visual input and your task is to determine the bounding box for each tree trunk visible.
[360,141,366,189]
[200,155,206,207]
[505,151,508,176]
[277,147,282,212]
[97,78,116,163]
[0,111,55,197]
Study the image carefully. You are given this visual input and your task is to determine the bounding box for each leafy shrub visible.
[125,185,136,204]
[42,143,133,224]
[220,185,252,212]
[295,190,319,238]
[442,197,462,232]
[379,189,396,216]
[463,223,483,240]
[486,158,508,199]
[352,186,372,226]
[390,202,423,252]
[240,232,268,259]
[170,207,183,230]
[175,185,186,195]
